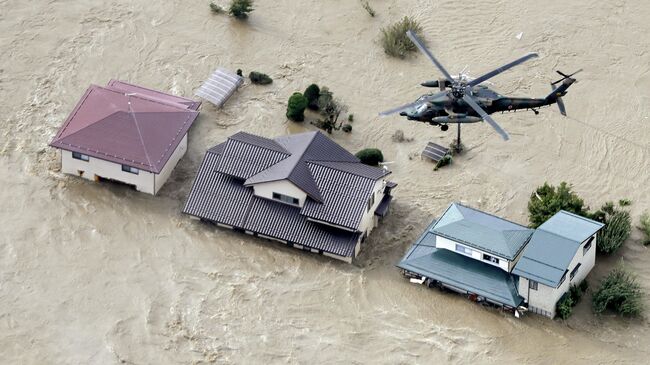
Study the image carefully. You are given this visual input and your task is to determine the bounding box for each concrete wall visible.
[60,134,187,195]
[357,179,386,235]
[153,134,187,194]
[435,236,511,272]
[252,179,308,207]
[518,233,597,317]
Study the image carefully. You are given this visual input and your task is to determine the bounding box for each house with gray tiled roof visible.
[398,203,603,318]
[183,131,396,262]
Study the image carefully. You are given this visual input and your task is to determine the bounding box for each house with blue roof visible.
[398,203,604,318]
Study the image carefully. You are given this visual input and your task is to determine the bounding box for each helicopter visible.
[380,30,581,142]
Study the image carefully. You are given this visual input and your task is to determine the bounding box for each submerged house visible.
[183,131,396,262]
[398,203,603,318]
[50,80,200,195]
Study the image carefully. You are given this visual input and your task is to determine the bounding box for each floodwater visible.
[1,0,649,363]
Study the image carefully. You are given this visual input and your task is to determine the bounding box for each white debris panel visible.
[195,68,244,108]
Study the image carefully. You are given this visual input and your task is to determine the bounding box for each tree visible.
[527,182,588,228]
[592,265,644,317]
[380,16,424,58]
[596,208,631,254]
[356,148,384,166]
[229,0,254,19]
[249,71,272,85]
[304,84,320,110]
[286,93,308,122]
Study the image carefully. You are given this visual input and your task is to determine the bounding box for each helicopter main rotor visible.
[380,30,539,141]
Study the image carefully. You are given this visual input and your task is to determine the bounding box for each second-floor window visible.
[570,263,581,280]
[455,244,473,256]
[367,193,375,212]
[583,236,594,255]
[529,280,538,290]
[72,151,89,161]
[272,192,299,205]
[483,253,500,265]
[122,165,140,174]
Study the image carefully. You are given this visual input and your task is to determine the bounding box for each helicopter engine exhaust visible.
[432,115,482,124]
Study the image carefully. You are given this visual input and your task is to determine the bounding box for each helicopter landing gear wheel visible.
[441,124,449,131]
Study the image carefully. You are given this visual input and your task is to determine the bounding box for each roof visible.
[210,130,390,230]
[431,203,533,260]
[512,211,604,287]
[398,221,524,308]
[183,147,360,257]
[50,82,199,173]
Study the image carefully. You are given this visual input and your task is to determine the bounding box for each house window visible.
[483,253,500,264]
[72,152,89,161]
[529,280,538,290]
[122,165,140,174]
[455,244,472,256]
[272,192,299,205]
[367,193,375,212]
[583,236,594,255]
[570,263,581,280]
[558,271,567,287]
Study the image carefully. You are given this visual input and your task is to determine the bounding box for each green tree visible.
[356,148,384,166]
[592,265,644,317]
[596,209,631,254]
[249,71,272,85]
[286,92,308,122]
[304,84,320,110]
[229,0,254,19]
[527,182,588,228]
[380,16,424,58]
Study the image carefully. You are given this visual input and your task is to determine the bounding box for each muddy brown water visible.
[1,0,649,363]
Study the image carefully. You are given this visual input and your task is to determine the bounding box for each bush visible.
[597,209,631,254]
[229,0,254,19]
[527,182,588,228]
[304,84,320,110]
[592,265,644,317]
[556,293,574,320]
[434,154,452,171]
[356,148,384,166]
[286,92,308,122]
[391,129,413,142]
[380,16,424,58]
[342,124,352,133]
[348,114,354,122]
[249,71,272,85]
[640,212,650,246]
[210,2,224,13]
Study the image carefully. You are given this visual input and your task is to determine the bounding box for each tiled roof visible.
[215,137,289,180]
[398,221,524,308]
[512,211,604,287]
[432,203,533,260]
[50,82,199,173]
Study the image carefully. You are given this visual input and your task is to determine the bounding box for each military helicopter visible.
[380,30,580,143]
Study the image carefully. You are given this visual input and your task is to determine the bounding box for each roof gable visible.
[432,203,533,260]
[50,84,199,173]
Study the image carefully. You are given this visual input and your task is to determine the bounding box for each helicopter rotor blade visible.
[552,68,583,85]
[406,30,454,81]
[468,53,539,87]
[550,84,567,116]
[462,92,510,140]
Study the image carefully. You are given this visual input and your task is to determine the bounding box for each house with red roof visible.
[50,80,200,195]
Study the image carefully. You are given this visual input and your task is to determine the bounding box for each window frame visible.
[570,263,581,280]
[455,243,473,256]
[583,236,594,255]
[367,193,375,212]
[529,280,538,291]
[482,253,500,264]
[121,165,140,174]
[272,192,299,206]
[72,151,89,161]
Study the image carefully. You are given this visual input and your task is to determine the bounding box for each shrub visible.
[356,148,384,166]
[210,2,224,13]
[639,212,650,246]
[249,71,272,85]
[304,84,320,110]
[597,209,631,254]
[229,0,254,19]
[361,1,376,17]
[592,265,644,317]
[391,129,413,142]
[527,182,588,228]
[317,87,333,111]
[619,199,632,206]
[286,92,308,122]
[434,154,452,171]
[342,124,352,133]
[380,16,423,58]
[348,114,354,122]
[556,293,574,320]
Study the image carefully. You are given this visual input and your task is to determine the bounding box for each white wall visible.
[59,134,187,195]
[435,236,511,272]
[154,134,187,194]
[518,233,597,317]
[357,179,386,235]
[252,180,308,207]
